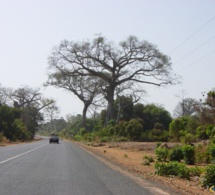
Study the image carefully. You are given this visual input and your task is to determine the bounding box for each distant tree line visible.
[48,90,215,143]
[0,85,56,141]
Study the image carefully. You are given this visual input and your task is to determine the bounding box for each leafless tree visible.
[48,35,179,123]
[173,98,198,118]
[43,101,59,130]
[0,84,12,106]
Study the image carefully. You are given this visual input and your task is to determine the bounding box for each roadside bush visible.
[156,142,161,148]
[142,155,154,166]
[211,127,215,138]
[100,136,111,142]
[182,145,195,165]
[155,162,190,179]
[208,144,215,163]
[155,146,169,162]
[113,136,128,142]
[180,133,196,143]
[169,146,183,162]
[196,126,209,140]
[140,132,150,142]
[195,144,211,164]
[74,135,83,141]
[212,137,215,144]
[147,129,169,142]
[189,166,202,177]
[202,165,215,188]
[82,132,94,142]
[97,126,112,137]
[115,121,128,137]
[205,125,214,138]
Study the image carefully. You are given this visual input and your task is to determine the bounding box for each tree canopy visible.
[47,35,179,124]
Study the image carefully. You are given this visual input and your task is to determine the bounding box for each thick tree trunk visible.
[81,104,89,129]
[105,87,115,125]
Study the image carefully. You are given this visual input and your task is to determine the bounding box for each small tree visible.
[169,117,189,142]
[142,104,172,131]
[125,118,143,140]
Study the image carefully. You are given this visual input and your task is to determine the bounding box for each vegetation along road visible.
[0,138,171,195]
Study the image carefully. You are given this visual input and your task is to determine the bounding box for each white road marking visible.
[0,143,48,164]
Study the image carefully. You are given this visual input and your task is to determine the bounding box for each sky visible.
[0,0,215,119]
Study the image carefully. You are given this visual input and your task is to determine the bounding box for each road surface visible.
[0,138,153,195]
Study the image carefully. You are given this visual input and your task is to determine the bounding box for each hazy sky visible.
[0,0,215,118]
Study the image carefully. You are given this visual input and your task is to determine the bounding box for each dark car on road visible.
[49,134,59,144]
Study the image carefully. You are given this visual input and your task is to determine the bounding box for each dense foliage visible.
[53,103,172,142]
[0,86,56,141]
[41,89,215,146]
[0,104,36,141]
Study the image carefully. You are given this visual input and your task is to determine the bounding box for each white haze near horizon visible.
[0,0,215,119]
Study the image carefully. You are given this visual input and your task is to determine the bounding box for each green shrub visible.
[125,118,143,141]
[142,155,154,166]
[195,144,210,164]
[182,145,195,165]
[155,147,169,162]
[196,126,209,140]
[100,136,111,142]
[211,137,215,144]
[79,128,86,136]
[209,145,215,163]
[74,135,83,141]
[155,162,190,179]
[189,166,202,177]
[202,165,215,188]
[156,142,161,148]
[82,132,93,142]
[142,161,150,166]
[143,155,154,163]
[206,125,214,138]
[115,121,128,137]
[114,136,128,142]
[195,152,206,164]
[169,146,183,162]
[180,133,196,143]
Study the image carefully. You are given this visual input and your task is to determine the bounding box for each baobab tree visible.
[173,98,198,118]
[48,35,179,123]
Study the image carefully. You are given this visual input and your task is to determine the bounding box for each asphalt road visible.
[0,138,153,195]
